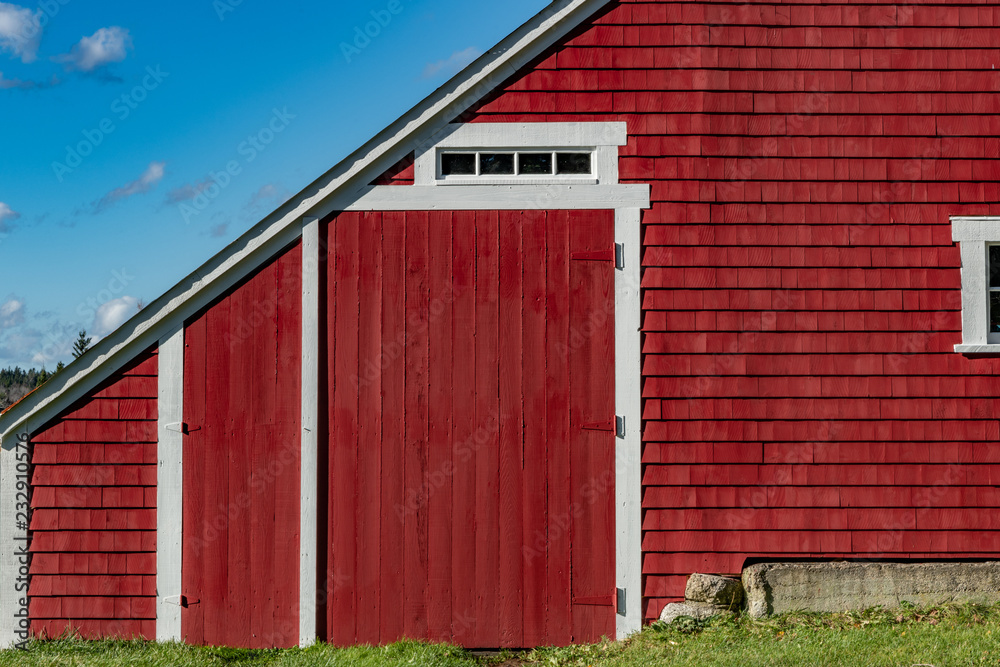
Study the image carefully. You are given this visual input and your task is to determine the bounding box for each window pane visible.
[480,153,515,175]
[992,292,1000,332]
[991,246,1000,288]
[441,153,476,176]
[519,152,553,175]
[557,152,592,175]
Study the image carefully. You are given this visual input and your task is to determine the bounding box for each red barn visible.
[4,0,1000,649]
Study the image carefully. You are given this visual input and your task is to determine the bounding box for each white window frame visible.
[414,122,626,186]
[951,216,1000,353]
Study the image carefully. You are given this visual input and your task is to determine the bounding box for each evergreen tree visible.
[72,330,92,359]
[55,361,65,373]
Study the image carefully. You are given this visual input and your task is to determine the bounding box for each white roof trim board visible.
[0,0,621,444]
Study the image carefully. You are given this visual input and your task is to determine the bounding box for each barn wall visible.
[28,349,158,639]
[461,0,1000,622]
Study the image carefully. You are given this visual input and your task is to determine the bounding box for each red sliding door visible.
[325,210,615,648]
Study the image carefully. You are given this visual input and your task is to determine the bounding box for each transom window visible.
[439,150,593,180]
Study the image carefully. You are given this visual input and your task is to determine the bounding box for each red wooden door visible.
[325,210,615,648]
[181,244,303,648]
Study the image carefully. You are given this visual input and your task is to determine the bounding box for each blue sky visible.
[0,0,548,370]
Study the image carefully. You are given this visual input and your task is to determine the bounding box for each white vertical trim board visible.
[299,217,320,647]
[156,326,185,641]
[0,418,32,648]
[615,208,643,639]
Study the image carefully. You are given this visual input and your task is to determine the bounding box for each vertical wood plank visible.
[569,210,616,643]
[545,210,572,646]
[157,327,184,642]
[331,214,360,646]
[300,218,321,647]
[403,211,430,640]
[182,315,207,645]
[474,210,500,648]
[226,266,259,647]
[521,212,548,647]
[427,211,454,642]
[379,211,406,644]
[357,212,383,644]
[275,242,303,647]
[202,295,231,646]
[614,208,642,639]
[498,210,524,648]
[450,210,478,646]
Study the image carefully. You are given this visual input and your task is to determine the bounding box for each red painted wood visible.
[569,211,616,642]
[427,211,454,642]
[403,210,431,640]
[357,211,383,643]
[331,215,360,646]
[182,313,207,644]
[498,210,524,647]
[182,243,301,646]
[378,211,406,644]
[475,210,501,647]
[450,210,478,646]
[322,210,614,647]
[545,211,573,647]
[28,348,158,641]
[521,212,548,647]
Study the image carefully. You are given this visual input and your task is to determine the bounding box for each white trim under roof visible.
[951,216,1000,354]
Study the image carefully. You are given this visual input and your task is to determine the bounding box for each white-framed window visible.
[951,217,1000,353]
[439,150,594,183]
[413,122,627,186]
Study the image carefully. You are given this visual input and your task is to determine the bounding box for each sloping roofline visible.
[0,0,614,443]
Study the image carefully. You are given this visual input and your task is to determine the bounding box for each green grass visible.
[5,603,1000,666]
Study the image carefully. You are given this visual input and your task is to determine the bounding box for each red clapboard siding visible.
[324,210,615,648]
[459,0,1000,623]
[182,241,302,649]
[28,348,158,640]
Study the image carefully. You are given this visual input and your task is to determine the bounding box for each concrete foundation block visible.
[743,561,1000,618]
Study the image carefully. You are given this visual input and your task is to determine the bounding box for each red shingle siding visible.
[29,349,158,639]
[464,0,1000,621]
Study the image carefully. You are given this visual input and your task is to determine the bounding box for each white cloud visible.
[0,201,19,232]
[54,26,131,72]
[0,3,40,63]
[165,177,214,204]
[92,296,138,337]
[92,161,165,213]
[248,183,278,207]
[421,46,481,80]
[0,296,24,329]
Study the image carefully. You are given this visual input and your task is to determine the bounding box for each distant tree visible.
[72,330,93,359]
[35,368,49,387]
[55,361,65,373]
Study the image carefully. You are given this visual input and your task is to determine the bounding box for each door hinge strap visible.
[582,420,614,432]
[164,422,188,434]
[616,415,626,439]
